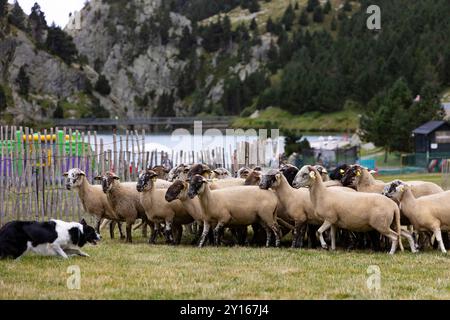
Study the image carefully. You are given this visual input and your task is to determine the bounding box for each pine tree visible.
[249,17,257,31]
[16,66,30,97]
[95,75,111,96]
[313,6,324,23]
[306,0,319,13]
[0,85,7,111]
[281,4,295,31]
[46,24,79,64]
[29,2,47,45]
[53,102,64,119]
[330,15,337,30]
[294,2,299,10]
[266,17,275,33]
[248,0,260,13]
[0,0,7,18]
[179,26,195,59]
[299,10,309,26]
[323,0,331,14]
[343,0,352,12]
[8,1,26,30]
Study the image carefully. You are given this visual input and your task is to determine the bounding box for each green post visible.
[16,130,23,176]
[58,130,64,155]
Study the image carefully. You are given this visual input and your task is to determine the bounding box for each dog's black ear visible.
[80,219,87,226]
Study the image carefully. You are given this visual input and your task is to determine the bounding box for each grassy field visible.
[1,235,450,300]
[1,172,449,300]
[232,107,359,132]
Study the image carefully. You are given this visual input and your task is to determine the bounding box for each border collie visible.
[0,219,100,260]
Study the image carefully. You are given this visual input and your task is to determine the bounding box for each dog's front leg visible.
[52,245,69,259]
[72,248,90,257]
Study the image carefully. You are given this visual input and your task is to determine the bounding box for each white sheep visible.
[383,180,450,253]
[293,166,416,254]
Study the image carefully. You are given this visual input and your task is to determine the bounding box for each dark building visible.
[412,120,450,153]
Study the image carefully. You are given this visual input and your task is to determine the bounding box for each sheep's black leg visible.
[297,224,308,248]
[109,221,115,239]
[292,221,301,248]
[250,223,265,246]
[198,223,211,248]
[164,221,174,244]
[95,218,102,234]
[261,224,272,247]
[173,224,183,245]
[126,223,132,243]
[117,222,125,240]
[213,222,225,246]
[142,222,148,238]
[307,224,320,248]
[271,224,281,248]
[368,230,381,251]
[149,223,159,244]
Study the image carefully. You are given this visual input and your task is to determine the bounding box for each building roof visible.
[413,120,447,135]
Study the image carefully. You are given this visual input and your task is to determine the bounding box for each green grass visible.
[378,173,443,186]
[1,171,449,300]
[232,107,359,132]
[1,227,450,299]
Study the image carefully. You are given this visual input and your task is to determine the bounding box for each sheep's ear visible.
[398,185,405,193]
[355,169,361,177]
[309,171,316,179]
[80,219,87,226]
[63,172,69,177]
[339,169,345,174]
[78,170,86,176]
[369,170,376,175]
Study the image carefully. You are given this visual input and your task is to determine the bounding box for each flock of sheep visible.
[64,162,450,254]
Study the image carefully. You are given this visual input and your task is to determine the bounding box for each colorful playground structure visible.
[0,130,92,176]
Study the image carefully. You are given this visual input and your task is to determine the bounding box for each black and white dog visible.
[0,219,100,260]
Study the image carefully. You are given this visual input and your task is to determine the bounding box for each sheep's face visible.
[64,168,86,190]
[188,175,207,199]
[382,180,406,200]
[136,170,158,192]
[94,172,120,193]
[188,164,212,179]
[292,166,317,188]
[168,164,188,182]
[237,167,252,179]
[165,180,188,202]
[245,170,262,186]
[279,164,299,187]
[314,165,329,181]
[151,165,170,180]
[340,165,362,187]
[211,168,231,179]
[259,169,281,190]
[329,164,350,181]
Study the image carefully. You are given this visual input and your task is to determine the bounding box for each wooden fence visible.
[0,126,280,226]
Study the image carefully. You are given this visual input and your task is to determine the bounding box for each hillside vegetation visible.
[1,0,449,142]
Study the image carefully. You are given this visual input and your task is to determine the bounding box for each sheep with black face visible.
[137,170,193,244]
[64,168,124,240]
[188,174,280,247]
[95,172,149,243]
[293,165,414,254]
[383,180,450,253]
[260,169,322,248]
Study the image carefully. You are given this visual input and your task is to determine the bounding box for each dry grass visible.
[1,233,450,300]
[1,172,450,300]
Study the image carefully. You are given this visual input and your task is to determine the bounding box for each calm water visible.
[94,132,346,154]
